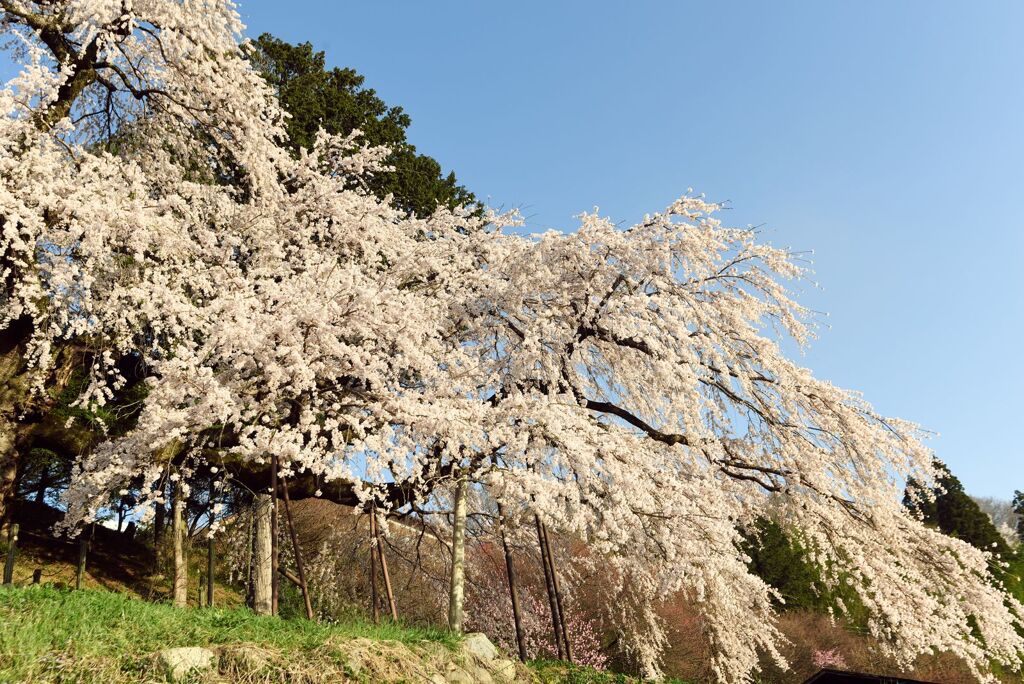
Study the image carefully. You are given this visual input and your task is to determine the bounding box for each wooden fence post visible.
[3,523,17,585]
[76,525,89,590]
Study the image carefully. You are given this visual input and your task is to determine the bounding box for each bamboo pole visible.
[281,475,314,620]
[498,504,528,662]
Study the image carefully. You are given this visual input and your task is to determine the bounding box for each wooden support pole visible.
[171,481,188,607]
[270,454,279,616]
[281,475,314,620]
[3,522,17,585]
[369,510,380,624]
[76,525,89,590]
[207,478,215,608]
[372,506,398,621]
[498,504,528,663]
[536,515,564,660]
[447,476,469,633]
[542,522,573,664]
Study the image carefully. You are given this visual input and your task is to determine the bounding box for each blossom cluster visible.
[1,2,1021,681]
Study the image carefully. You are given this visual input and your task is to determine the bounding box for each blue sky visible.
[235,1,1022,497]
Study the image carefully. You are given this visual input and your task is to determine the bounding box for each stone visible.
[220,644,272,674]
[461,632,499,661]
[491,658,518,682]
[158,646,216,681]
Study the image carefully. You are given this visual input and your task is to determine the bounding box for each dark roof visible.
[803,669,938,684]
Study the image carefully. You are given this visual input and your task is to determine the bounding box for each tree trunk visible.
[0,417,21,528]
[447,476,469,633]
[536,515,565,660]
[171,480,188,607]
[498,504,528,662]
[0,316,34,527]
[252,492,273,615]
[34,470,48,504]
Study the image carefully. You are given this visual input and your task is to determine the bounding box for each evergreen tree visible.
[905,461,1009,556]
[248,34,475,218]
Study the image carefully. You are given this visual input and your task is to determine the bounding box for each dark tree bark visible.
[281,475,314,620]
[536,516,565,660]
[498,504,528,662]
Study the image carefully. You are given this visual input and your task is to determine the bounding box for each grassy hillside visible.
[0,585,458,682]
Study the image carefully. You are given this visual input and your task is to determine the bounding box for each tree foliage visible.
[905,461,1010,557]
[1,2,1022,681]
[248,34,474,217]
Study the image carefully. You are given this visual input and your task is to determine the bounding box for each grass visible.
[0,585,457,682]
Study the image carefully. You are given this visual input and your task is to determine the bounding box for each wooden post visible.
[372,506,398,621]
[252,493,273,615]
[3,522,17,585]
[542,523,573,663]
[447,476,468,633]
[281,476,314,620]
[153,494,165,574]
[498,505,528,662]
[270,454,279,616]
[76,525,89,590]
[245,504,254,609]
[206,479,215,608]
[369,509,380,624]
[171,480,188,607]
[536,515,564,659]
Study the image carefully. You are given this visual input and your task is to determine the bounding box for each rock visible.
[158,646,216,681]
[461,632,499,661]
[446,668,484,684]
[491,658,518,682]
[220,644,272,675]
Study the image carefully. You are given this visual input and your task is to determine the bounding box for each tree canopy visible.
[1,2,1022,681]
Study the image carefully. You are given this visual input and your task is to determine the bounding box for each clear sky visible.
[235,0,1023,498]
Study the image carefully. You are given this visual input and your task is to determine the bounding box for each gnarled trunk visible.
[0,317,33,527]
